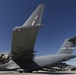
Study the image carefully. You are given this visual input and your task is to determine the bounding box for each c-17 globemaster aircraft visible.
[0,4,76,73]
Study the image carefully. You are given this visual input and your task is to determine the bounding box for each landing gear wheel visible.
[19,71,24,73]
[25,71,32,73]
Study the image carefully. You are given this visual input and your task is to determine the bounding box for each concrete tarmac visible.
[0,71,76,75]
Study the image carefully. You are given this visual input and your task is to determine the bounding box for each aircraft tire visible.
[18,71,24,73]
[25,71,32,73]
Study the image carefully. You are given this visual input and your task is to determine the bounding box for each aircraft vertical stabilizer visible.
[57,37,76,54]
[22,4,44,27]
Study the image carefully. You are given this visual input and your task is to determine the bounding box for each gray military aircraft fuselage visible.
[0,4,76,72]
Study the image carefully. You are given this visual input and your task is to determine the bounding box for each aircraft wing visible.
[11,4,44,61]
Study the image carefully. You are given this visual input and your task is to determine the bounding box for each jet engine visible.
[0,54,9,63]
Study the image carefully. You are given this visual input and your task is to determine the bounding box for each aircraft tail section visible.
[11,4,45,61]
[22,4,44,27]
[57,37,76,54]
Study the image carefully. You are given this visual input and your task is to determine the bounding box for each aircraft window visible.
[32,21,35,26]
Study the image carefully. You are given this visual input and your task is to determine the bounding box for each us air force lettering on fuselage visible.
[0,4,76,73]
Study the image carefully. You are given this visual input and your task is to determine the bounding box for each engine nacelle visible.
[0,54,9,63]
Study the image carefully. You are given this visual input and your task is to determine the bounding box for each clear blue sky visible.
[0,0,76,65]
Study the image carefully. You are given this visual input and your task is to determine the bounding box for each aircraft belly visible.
[33,56,57,67]
[33,54,76,68]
